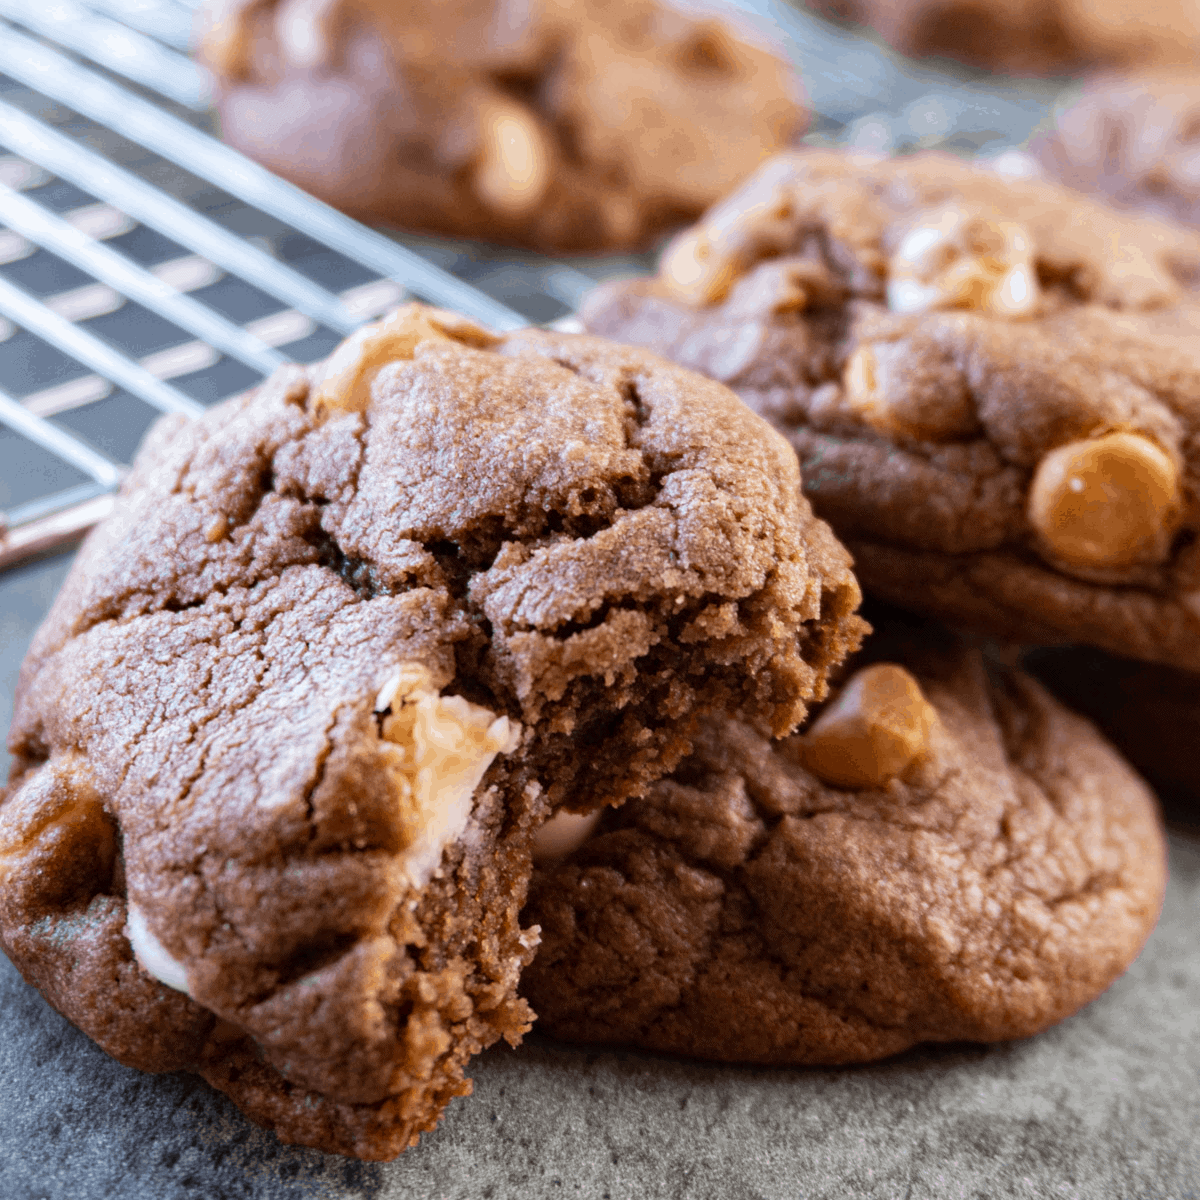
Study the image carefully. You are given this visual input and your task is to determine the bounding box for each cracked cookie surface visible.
[0,304,863,1159]
[198,0,806,253]
[522,614,1167,1064]
[582,148,1200,669]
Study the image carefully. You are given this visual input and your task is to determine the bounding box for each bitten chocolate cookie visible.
[1035,71,1200,231]
[582,148,1200,670]
[0,304,864,1159]
[806,0,1200,76]
[522,615,1167,1063]
[1026,645,1200,819]
[197,0,806,253]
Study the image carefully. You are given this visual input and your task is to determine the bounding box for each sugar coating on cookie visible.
[1036,70,1200,232]
[0,303,863,1159]
[197,0,807,253]
[805,0,1200,75]
[582,149,1200,669]
[522,619,1168,1063]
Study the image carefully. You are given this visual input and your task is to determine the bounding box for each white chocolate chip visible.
[377,664,520,890]
[844,343,877,407]
[475,101,551,218]
[660,227,737,306]
[531,809,602,864]
[661,183,797,309]
[126,902,191,996]
[275,0,333,70]
[888,207,1040,319]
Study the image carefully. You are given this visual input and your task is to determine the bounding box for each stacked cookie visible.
[2,7,1190,1158]
[524,147,1183,1063]
[0,304,866,1158]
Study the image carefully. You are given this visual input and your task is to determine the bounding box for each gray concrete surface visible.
[2,552,1198,1200]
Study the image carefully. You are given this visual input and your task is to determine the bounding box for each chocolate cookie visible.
[197,0,806,253]
[0,304,864,1158]
[1026,645,1200,820]
[1035,71,1200,232]
[522,615,1168,1063]
[581,148,1200,670]
[806,0,1200,76]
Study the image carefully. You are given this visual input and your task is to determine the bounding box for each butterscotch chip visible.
[195,0,808,253]
[581,148,1200,670]
[0,304,864,1159]
[843,341,979,442]
[310,303,497,416]
[1027,432,1181,569]
[804,0,1200,75]
[796,663,935,789]
[522,617,1168,1064]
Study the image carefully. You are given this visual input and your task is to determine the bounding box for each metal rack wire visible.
[0,0,1058,572]
[0,0,568,571]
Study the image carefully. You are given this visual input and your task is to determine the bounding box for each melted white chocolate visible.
[126,902,191,996]
[888,207,1039,319]
[376,665,520,890]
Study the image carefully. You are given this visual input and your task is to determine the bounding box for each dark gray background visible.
[1,2,1198,1197]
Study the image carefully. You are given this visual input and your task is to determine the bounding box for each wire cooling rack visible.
[0,0,1061,573]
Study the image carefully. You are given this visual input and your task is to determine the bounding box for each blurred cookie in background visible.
[1035,71,1200,231]
[803,0,1200,76]
[196,0,808,253]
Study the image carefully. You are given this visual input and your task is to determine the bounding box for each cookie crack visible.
[302,524,382,601]
[300,707,341,844]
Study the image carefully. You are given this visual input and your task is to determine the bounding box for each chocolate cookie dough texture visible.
[805,0,1200,75]
[0,304,863,1159]
[1036,71,1200,232]
[523,619,1168,1064]
[582,149,1200,669]
[196,0,807,253]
